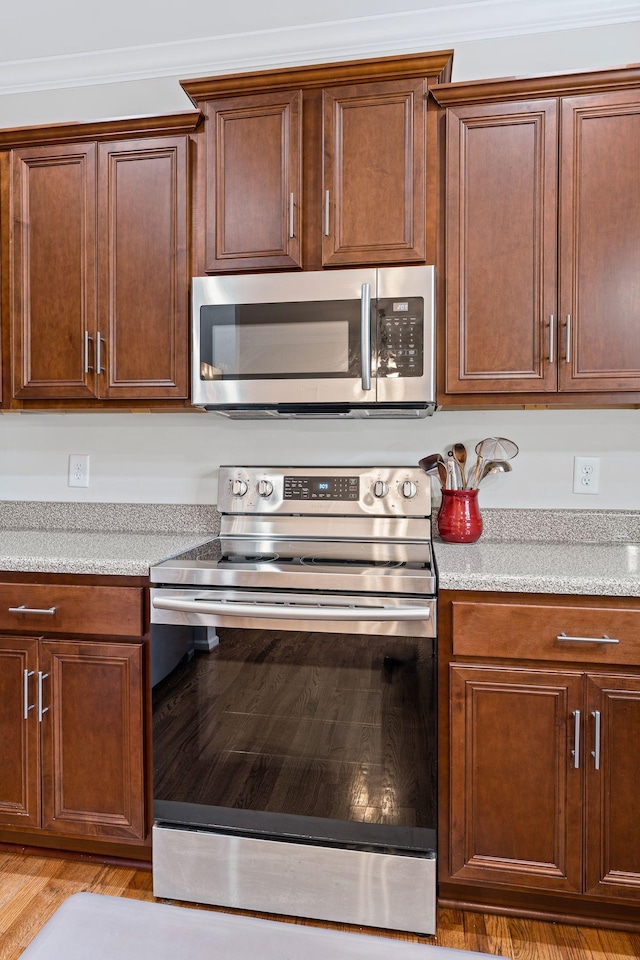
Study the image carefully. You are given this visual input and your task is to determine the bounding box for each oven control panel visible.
[218,466,431,517]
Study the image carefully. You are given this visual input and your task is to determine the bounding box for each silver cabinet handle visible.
[556,633,619,644]
[591,710,601,770]
[572,709,581,768]
[38,671,49,722]
[152,596,431,622]
[548,314,555,364]
[84,331,94,373]
[288,193,295,239]
[324,189,330,236]
[9,605,56,615]
[565,314,571,363]
[23,669,35,720]
[360,282,372,392]
[96,331,105,374]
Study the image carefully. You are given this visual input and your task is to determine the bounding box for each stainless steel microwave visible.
[191,265,435,418]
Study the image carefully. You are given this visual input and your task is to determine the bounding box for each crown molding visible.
[0,0,640,95]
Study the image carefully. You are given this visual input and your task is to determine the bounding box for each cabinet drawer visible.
[452,601,640,666]
[0,584,144,637]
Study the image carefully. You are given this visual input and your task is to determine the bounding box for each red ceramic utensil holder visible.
[437,489,483,543]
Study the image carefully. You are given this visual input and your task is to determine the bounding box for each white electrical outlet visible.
[573,456,600,495]
[68,454,90,488]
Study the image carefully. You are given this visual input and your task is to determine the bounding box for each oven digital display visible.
[283,476,359,500]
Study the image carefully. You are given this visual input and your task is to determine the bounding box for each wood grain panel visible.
[450,664,583,892]
[559,90,640,391]
[97,137,189,398]
[444,100,558,394]
[0,584,144,637]
[204,91,302,271]
[452,601,640,666]
[11,143,97,399]
[585,674,640,900]
[40,640,145,840]
[0,638,39,827]
[323,79,426,266]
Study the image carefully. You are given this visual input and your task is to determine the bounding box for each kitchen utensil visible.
[468,437,519,488]
[447,443,467,488]
[418,453,445,474]
[445,457,462,490]
[436,461,448,488]
[478,460,513,484]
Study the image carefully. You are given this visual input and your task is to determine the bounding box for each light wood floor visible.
[1,851,640,959]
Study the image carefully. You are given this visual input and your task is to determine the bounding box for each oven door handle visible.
[152,596,431,621]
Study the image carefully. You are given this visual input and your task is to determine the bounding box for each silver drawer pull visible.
[9,605,56,615]
[38,671,49,722]
[556,632,618,644]
[572,709,581,769]
[23,669,35,720]
[591,710,601,770]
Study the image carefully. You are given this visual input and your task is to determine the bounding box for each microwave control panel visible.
[376,297,423,378]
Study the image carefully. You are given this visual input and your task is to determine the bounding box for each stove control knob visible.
[231,478,248,497]
[256,479,274,498]
[400,480,417,499]
[372,480,389,498]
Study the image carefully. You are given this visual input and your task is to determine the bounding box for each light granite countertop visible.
[0,501,220,577]
[434,540,640,597]
[433,508,640,597]
[0,529,217,577]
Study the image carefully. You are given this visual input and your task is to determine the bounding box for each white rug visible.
[19,893,500,959]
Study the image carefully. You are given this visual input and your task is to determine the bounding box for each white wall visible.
[1,22,640,508]
[1,409,639,510]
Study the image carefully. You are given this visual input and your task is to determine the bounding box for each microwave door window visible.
[199,301,363,381]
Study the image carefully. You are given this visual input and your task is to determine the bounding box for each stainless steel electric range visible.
[150,466,437,935]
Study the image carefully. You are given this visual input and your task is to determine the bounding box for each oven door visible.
[151,588,436,850]
[191,269,377,408]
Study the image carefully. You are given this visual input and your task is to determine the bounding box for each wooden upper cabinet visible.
[1,112,199,406]
[181,52,453,273]
[559,90,640,392]
[444,100,558,394]
[97,136,189,398]
[203,91,302,272]
[11,143,98,399]
[437,66,640,404]
[322,78,426,266]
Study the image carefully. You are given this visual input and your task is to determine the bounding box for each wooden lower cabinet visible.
[440,590,640,926]
[585,674,640,900]
[450,665,583,892]
[0,635,145,842]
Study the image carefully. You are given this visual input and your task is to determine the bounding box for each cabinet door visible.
[203,91,302,272]
[0,637,40,827]
[450,665,583,892]
[559,91,640,391]
[323,79,426,267]
[585,674,640,900]
[97,137,189,398]
[40,640,145,840]
[11,143,98,399]
[444,100,558,394]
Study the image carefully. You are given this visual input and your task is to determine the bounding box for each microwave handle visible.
[361,283,372,391]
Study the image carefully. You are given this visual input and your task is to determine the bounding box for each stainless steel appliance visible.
[191,266,435,418]
[150,466,437,934]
